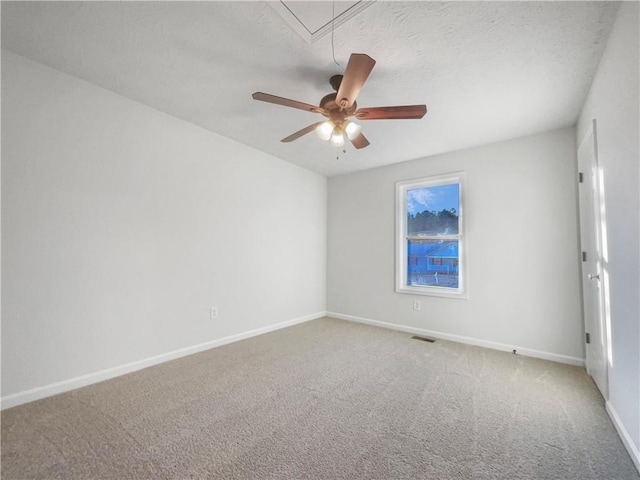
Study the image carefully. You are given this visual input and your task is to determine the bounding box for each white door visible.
[577,120,608,398]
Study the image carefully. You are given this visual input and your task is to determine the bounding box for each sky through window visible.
[407,183,459,215]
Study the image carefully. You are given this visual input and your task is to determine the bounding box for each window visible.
[396,172,466,298]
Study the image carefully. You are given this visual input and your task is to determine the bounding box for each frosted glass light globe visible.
[330,129,345,147]
[344,120,362,140]
[315,121,334,141]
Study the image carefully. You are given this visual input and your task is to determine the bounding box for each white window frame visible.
[395,172,467,299]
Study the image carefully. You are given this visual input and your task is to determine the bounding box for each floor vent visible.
[411,335,436,343]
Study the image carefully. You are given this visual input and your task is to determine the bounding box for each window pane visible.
[407,239,459,288]
[407,184,459,235]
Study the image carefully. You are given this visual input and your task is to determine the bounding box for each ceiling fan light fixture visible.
[252,53,427,151]
[344,120,362,140]
[315,121,334,141]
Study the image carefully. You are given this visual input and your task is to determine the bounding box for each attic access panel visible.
[269,1,374,44]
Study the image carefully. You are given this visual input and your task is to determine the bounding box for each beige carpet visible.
[2,317,638,479]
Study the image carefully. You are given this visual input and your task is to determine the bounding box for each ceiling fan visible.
[252,53,427,150]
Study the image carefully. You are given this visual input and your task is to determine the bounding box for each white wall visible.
[1,51,327,401]
[577,2,640,467]
[328,128,584,363]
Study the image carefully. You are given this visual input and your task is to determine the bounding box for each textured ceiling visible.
[1,1,620,177]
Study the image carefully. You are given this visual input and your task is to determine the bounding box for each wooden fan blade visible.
[355,105,427,120]
[252,92,325,114]
[336,54,376,109]
[281,122,324,143]
[350,132,370,149]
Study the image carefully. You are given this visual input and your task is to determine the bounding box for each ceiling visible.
[1,1,620,177]
[270,1,375,43]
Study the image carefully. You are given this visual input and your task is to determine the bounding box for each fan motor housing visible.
[319,92,357,119]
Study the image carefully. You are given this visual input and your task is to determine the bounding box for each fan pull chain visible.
[332,1,340,66]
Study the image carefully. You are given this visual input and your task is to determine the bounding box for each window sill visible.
[396,285,468,299]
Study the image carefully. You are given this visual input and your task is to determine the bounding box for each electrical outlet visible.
[210,307,218,319]
[413,300,421,311]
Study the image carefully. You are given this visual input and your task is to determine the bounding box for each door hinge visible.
[579,172,584,183]
[582,251,587,262]
[585,332,591,344]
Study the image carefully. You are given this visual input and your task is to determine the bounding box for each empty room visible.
[1,1,639,479]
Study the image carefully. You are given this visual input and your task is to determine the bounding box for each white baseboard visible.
[327,311,585,367]
[1,311,326,410]
[606,401,640,474]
